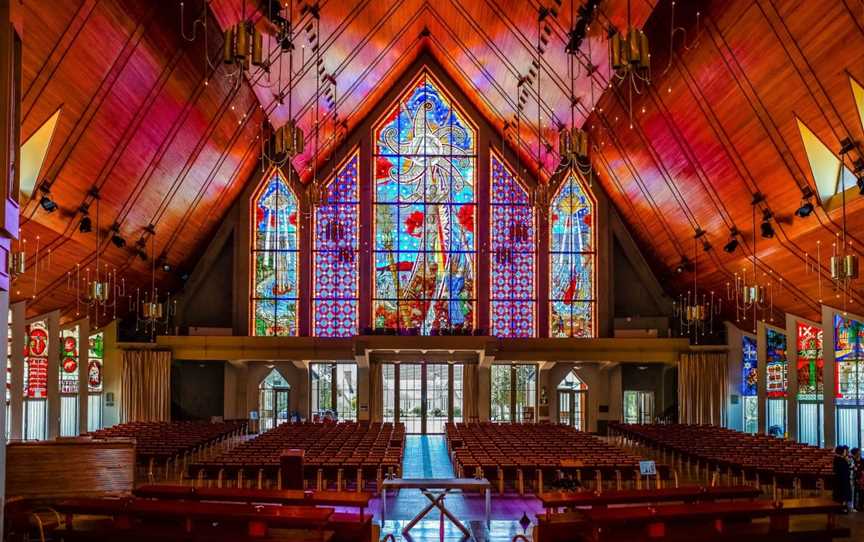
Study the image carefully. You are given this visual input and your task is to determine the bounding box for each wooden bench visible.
[52,497,333,538]
[535,497,847,542]
[133,485,373,521]
[538,485,762,519]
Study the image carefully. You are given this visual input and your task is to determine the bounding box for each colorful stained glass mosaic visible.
[766,328,788,398]
[372,71,476,334]
[549,172,595,338]
[490,153,535,337]
[60,326,79,394]
[88,332,103,393]
[796,322,823,399]
[24,320,49,398]
[742,335,757,397]
[252,171,299,336]
[835,314,864,404]
[314,151,360,337]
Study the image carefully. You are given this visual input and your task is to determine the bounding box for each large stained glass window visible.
[314,152,360,337]
[251,170,299,336]
[23,320,48,440]
[88,331,104,431]
[549,172,595,338]
[741,335,758,434]
[373,71,476,334]
[796,322,824,446]
[490,152,535,337]
[765,328,787,437]
[835,314,864,449]
[59,325,80,437]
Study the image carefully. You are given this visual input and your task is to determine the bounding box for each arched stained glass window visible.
[549,172,595,338]
[490,152,535,337]
[314,151,360,337]
[372,71,476,334]
[251,170,299,336]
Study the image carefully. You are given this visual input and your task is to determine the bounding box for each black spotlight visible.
[795,200,814,218]
[137,249,147,261]
[39,195,57,213]
[857,175,864,196]
[161,262,172,273]
[111,233,126,248]
[760,211,775,239]
[723,231,739,253]
[78,215,92,233]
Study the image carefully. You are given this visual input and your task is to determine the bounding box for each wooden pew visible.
[535,498,848,542]
[538,485,762,519]
[133,485,373,521]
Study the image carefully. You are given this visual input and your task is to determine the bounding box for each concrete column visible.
[9,301,24,439]
[756,321,768,434]
[785,314,799,442]
[45,310,60,439]
[77,318,89,434]
[822,305,837,448]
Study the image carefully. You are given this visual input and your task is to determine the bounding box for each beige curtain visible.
[121,350,171,422]
[368,361,382,422]
[462,363,479,422]
[678,351,728,426]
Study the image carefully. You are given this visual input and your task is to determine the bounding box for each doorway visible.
[382,363,462,434]
[259,369,291,431]
[557,370,587,430]
[623,390,654,424]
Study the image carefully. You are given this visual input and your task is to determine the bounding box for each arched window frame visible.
[249,166,301,337]
[548,168,597,338]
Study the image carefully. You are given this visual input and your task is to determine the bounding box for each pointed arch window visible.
[251,170,300,336]
[313,151,360,337]
[490,152,535,337]
[372,71,477,334]
[549,171,596,337]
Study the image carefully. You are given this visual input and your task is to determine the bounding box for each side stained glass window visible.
[549,172,595,338]
[251,170,300,336]
[314,152,360,337]
[766,328,788,398]
[372,71,477,335]
[835,314,864,448]
[742,335,758,434]
[490,152,535,337]
[796,322,824,399]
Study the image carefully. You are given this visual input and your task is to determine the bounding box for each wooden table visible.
[580,498,842,539]
[539,485,762,519]
[53,497,334,538]
[381,478,492,537]
[134,485,373,521]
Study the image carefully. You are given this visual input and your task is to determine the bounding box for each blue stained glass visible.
[252,171,299,336]
[490,153,535,337]
[549,172,595,338]
[314,152,360,337]
[373,71,476,334]
[766,328,788,397]
[742,336,757,397]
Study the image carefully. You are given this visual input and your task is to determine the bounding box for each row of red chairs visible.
[90,420,247,462]
[610,423,834,488]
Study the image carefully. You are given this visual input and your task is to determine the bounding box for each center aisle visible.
[401,435,455,478]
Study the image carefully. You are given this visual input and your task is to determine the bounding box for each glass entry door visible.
[260,387,290,431]
[623,390,654,424]
[558,389,586,430]
[384,363,462,434]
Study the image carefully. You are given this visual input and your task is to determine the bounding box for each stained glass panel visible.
[88,332,103,394]
[742,336,757,397]
[549,172,595,338]
[251,171,299,336]
[373,72,476,334]
[314,151,360,337]
[835,314,864,448]
[24,320,49,399]
[490,153,535,337]
[796,322,823,399]
[60,326,79,395]
[765,328,788,397]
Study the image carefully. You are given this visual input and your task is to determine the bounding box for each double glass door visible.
[623,390,654,424]
[383,363,462,434]
[558,389,586,430]
[260,387,290,431]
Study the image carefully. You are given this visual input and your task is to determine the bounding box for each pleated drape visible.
[121,350,171,422]
[462,363,479,422]
[368,361,382,422]
[678,351,728,426]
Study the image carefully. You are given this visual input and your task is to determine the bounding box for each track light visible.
[78,215,92,233]
[858,175,864,196]
[111,233,125,248]
[39,195,57,213]
[795,200,814,218]
[760,210,775,239]
[723,229,739,253]
[161,262,172,273]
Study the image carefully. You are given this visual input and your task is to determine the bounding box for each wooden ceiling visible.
[589,0,864,327]
[17,0,864,331]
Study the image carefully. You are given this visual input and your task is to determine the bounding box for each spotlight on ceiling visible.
[858,175,864,196]
[760,210,775,239]
[795,200,814,218]
[39,195,57,213]
[78,215,92,233]
[161,262,172,273]
[723,229,739,253]
[137,249,147,261]
[111,233,125,248]
[675,259,693,274]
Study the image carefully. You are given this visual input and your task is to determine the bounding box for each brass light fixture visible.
[727,197,775,324]
[609,0,651,127]
[673,232,720,343]
[135,226,176,339]
[222,20,264,69]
